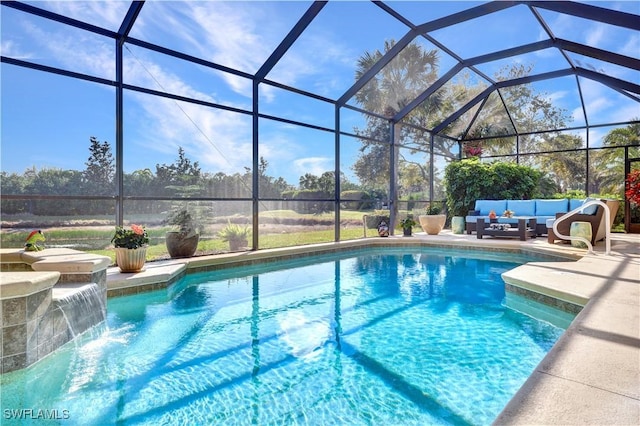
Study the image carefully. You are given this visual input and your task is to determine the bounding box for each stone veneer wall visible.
[1,264,108,374]
[2,287,52,373]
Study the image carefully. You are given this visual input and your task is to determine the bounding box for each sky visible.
[1,1,639,186]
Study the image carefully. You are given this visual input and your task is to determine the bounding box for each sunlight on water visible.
[0,248,571,425]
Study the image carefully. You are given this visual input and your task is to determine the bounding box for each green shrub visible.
[341,190,371,210]
[552,189,586,199]
[217,221,250,242]
[282,189,332,214]
[444,159,541,217]
[425,204,442,215]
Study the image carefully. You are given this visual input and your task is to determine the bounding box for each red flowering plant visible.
[111,224,149,249]
[463,142,483,157]
[626,170,640,206]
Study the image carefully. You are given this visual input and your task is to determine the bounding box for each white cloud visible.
[14,4,258,174]
[43,1,130,30]
[136,1,355,101]
[293,157,333,177]
[121,53,252,172]
[135,2,278,99]
[584,94,612,118]
[21,19,114,78]
[0,40,31,59]
[620,33,640,58]
[588,128,606,147]
[545,12,573,38]
[133,93,254,174]
[585,23,606,47]
[571,106,585,123]
[579,78,640,124]
[269,29,356,99]
[547,90,568,103]
[615,103,640,122]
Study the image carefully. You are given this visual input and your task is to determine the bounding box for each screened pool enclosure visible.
[1,1,639,257]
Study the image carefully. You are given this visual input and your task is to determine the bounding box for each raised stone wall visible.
[0,249,110,373]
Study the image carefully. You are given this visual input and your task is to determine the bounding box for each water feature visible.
[0,248,572,425]
[53,283,106,341]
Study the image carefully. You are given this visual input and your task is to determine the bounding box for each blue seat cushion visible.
[506,200,535,216]
[465,215,486,223]
[474,200,507,216]
[569,199,585,211]
[535,199,568,216]
[581,197,598,215]
[537,216,555,224]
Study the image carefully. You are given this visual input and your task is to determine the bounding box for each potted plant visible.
[364,209,390,229]
[165,208,200,258]
[218,221,250,251]
[111,224,149,272]
[418,205,446,235]
[399,216,417,237]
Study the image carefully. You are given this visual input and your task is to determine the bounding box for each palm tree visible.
[591,122,640,195]
[352,40,443,190]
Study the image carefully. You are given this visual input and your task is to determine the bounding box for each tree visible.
[351,42,571,208]
[24,168,85,215]
[590,122,640,196]
[299,173,319,191]
[352,41,441,190]
[155,147,202,195]
[0,171,28,214]
[84,136,115,194]
[257,157,294,198]
[535,133,585,193]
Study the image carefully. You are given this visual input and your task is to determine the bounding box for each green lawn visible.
[88,227,369,263]
[0,210,376,264]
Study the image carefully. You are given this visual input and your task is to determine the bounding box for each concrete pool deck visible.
[106,231,640,425]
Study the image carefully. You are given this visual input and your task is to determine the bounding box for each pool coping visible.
[106,232,640,425]
[106,236,580,296]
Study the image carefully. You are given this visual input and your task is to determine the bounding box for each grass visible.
[0,210,373,264]
[4,207,630,266]
[88,227,368,263]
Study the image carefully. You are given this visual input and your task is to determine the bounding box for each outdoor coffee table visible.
[476,217,537,241]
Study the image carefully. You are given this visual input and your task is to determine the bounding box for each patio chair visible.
[547,199,618,245]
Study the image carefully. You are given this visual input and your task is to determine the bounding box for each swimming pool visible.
[1,247,571,425]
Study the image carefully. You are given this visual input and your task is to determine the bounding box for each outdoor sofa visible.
[465,198,617,242]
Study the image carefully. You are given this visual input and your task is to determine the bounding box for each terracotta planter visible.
[419,215,446,235]
[115,246,147,273]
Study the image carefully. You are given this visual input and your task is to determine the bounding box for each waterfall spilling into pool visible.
[0,247,575,425]
[54,283,106,340]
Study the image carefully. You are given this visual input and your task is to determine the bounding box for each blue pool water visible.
[1,248,571,425]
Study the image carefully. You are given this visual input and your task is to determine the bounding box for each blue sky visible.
[1,1,639,186]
